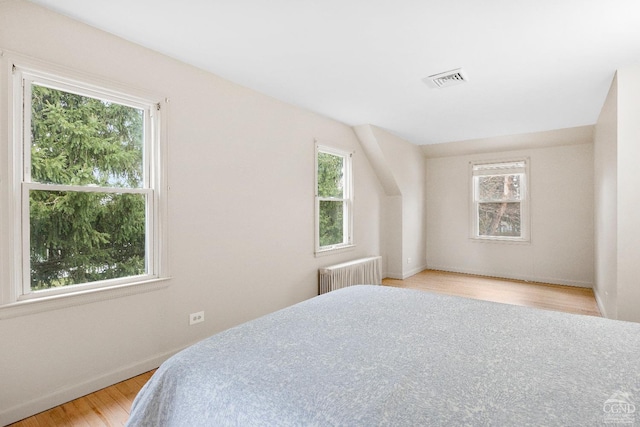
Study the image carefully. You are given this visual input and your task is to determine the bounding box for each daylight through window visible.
[13,67,163,300]
[472,160,528,241]
[316,145,353,252]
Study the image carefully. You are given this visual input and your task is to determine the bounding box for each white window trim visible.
[469,158,530,243]
[315,143,354,255]
[0,53,170,317]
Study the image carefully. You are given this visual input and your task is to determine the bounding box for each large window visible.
[5,64,166,304]
[315,145,353,253]
[471,159,529,242]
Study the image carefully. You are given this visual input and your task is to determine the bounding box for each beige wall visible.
[1,1,636,424]
[616,65,640,322]
[354,125,427,278]
[426,142,595,287]
[595,66,640,322]
[372,127,427,278]
[593,74,618,318]
[0,1,385,424]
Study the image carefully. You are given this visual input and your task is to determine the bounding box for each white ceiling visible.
[28,0,640,145]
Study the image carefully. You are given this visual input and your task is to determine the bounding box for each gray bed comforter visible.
[127,285,640,426]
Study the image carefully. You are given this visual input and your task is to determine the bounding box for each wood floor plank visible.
[112,378,142,408]
[382,269,601,316]
[103,381,135,414]
[85,389,129,426]
[9,270,601,426]
[7,371,154,427]
[33,410,60,427]
[57,402,91,427]
[68,395,110,426]
[12,417,40,427]
[52,409,73,426]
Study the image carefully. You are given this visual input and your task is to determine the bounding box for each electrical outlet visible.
[407,257,412,264]
[189,311,204,325]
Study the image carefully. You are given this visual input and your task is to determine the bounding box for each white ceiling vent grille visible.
[422,68,469,89]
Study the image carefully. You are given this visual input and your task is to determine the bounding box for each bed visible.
[127,285,640,426]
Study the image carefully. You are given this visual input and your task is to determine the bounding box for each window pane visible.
[317,152,344,198]
[30,190,147,290]
[478,174,521,201]
[30,84,144,188]
[319,200,344,246]
[478,202,521,237]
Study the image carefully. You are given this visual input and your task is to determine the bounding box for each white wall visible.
[422,126,594,158]
[593,74,618,318]
[0,1,385,424]
[426,142,594,287]
[372,127,427,278]
[594,66,640,323]
[354,125,427,278]
[615,65,640,323]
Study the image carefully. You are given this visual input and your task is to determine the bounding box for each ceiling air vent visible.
[422,68,469,89]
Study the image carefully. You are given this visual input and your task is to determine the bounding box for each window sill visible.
[0,277,171,320]
[470,237,530,245]
[315,244,356,257]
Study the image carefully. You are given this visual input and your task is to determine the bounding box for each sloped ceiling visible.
[27,0,640,145]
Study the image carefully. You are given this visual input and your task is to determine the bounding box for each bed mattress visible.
[127,285,640,426]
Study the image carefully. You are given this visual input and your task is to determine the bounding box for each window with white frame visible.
[471,159,529,241]
[6,64,166,303]
[315,145,353,253]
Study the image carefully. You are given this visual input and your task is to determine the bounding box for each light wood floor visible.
[383,269,601,317]
[7,371,156,427]
[9,269,600,426]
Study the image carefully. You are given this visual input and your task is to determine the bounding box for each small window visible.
[471,159,529,242]
[8,65,166,302]
[315,145,353,253]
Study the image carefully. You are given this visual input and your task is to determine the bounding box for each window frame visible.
[1,56,169,314]
[315,144,354,254]
[470,158,530,243]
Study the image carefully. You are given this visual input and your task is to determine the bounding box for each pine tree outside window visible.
[471,159,529,242]
[315,145,353,253]
[5,64,167,305]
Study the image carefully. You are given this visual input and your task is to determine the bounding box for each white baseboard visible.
[402,265,428,279]
[0,347,184,426]
[426,265,594,288]
[593,289,609,319]
[384,264,428,280]
[384,271,402,279]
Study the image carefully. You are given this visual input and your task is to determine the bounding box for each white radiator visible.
[318,256,382,294]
